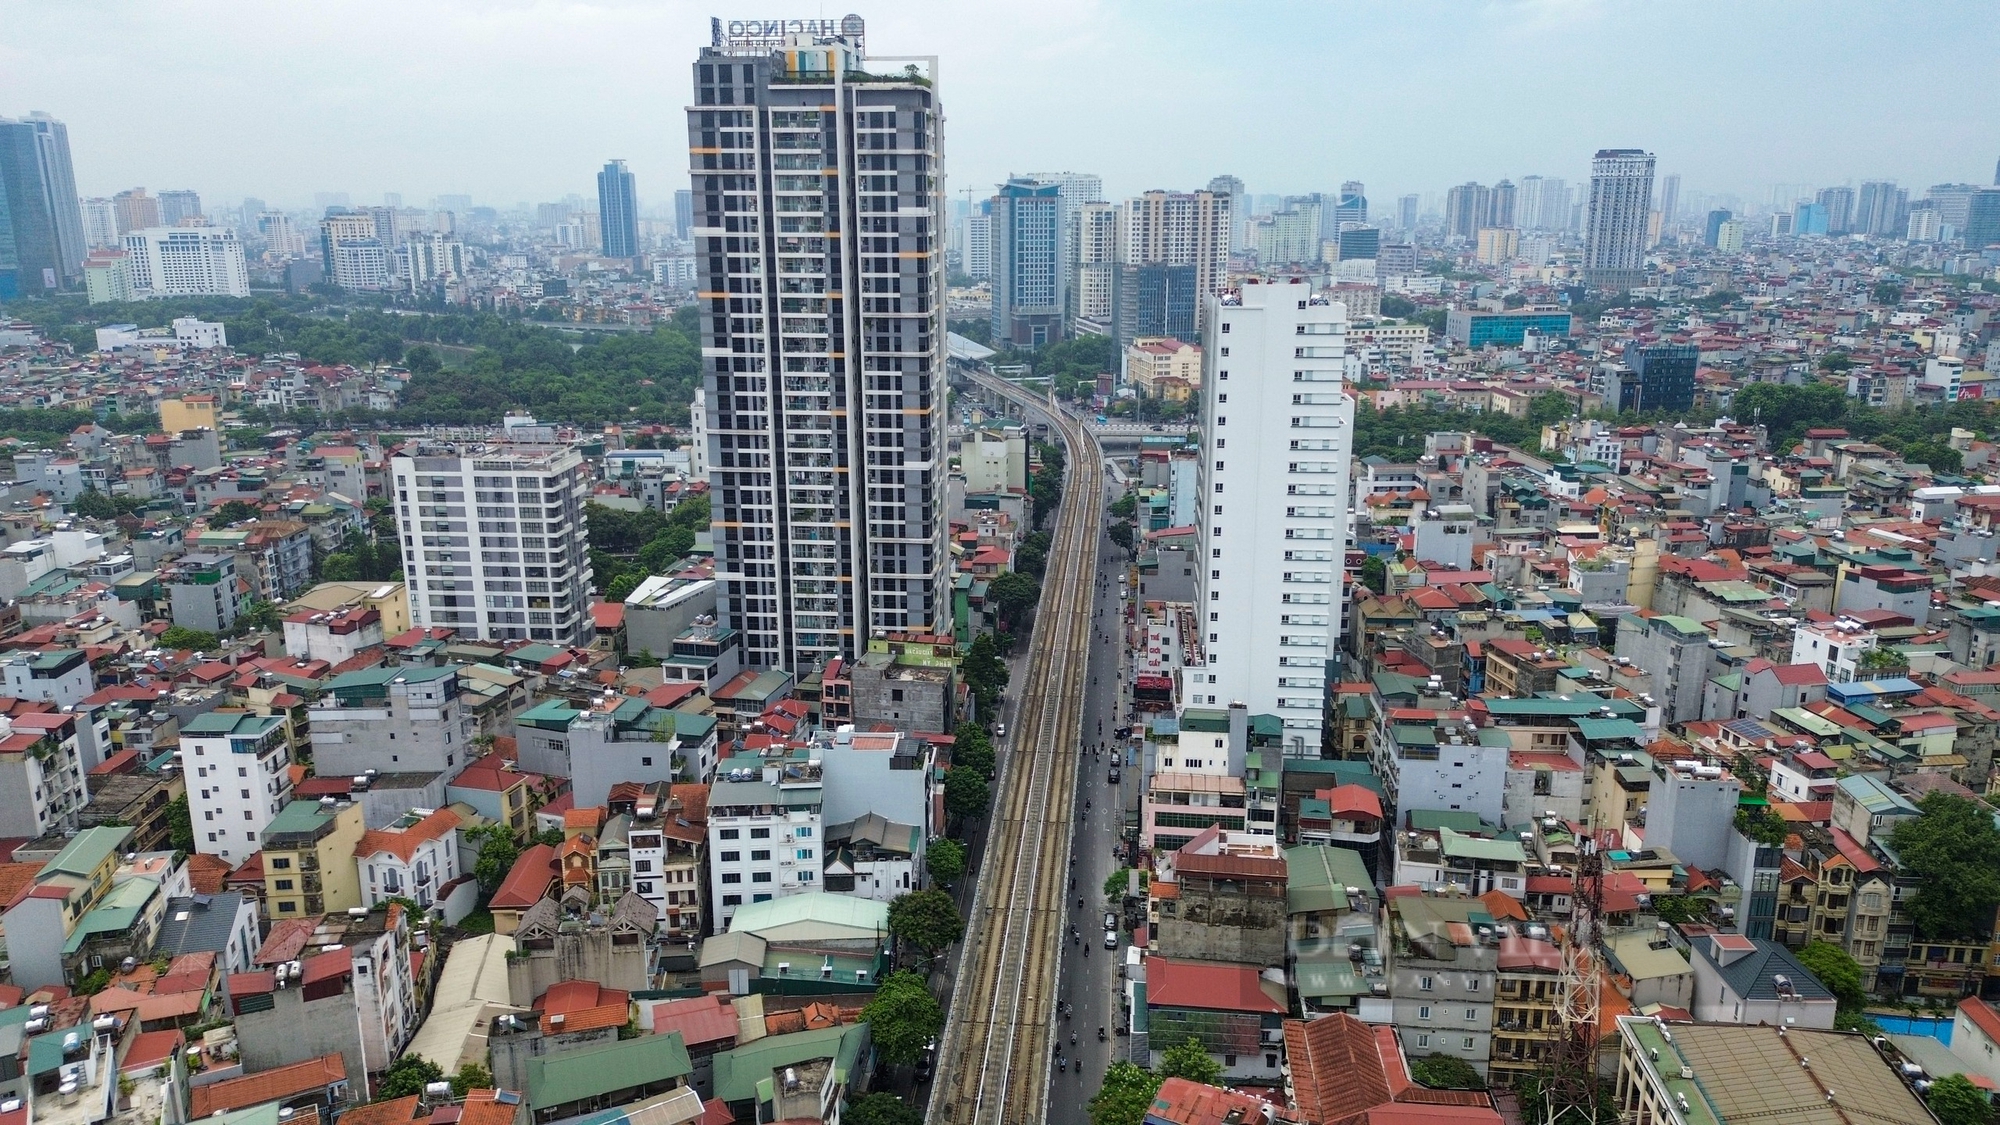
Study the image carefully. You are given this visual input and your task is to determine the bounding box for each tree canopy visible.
[844,1093,924,1125]
[925,837,967,885]
[375,1055,445,1100]
[1088,1062,1164,1125]
[1796,941,1865,1011]
[1409,1053,1486,1091]
[944,766,992,824]
[860,971,942,1067]
[1156,1038,1222,1086]
[1890,793,2000,939]
[887,889,965,958]
[1926,1074,1993,1125]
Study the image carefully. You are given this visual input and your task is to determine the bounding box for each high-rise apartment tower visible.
[687,16,947,673]
[1582,148,1655,291]
[1192,278,1353,756]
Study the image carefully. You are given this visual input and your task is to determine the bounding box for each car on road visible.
[996,721,1006,738]
[1150,424,1164,431]
[1104,911,1118,930]
[1104,928,1118,948]
[1108,766,1120,783]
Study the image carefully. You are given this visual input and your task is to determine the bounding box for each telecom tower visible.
[1542,838,1605,1125]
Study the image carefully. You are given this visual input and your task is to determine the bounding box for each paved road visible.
[1048,469,1134,1120]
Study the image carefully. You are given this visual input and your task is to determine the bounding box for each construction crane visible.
[1542,836,1605,1125]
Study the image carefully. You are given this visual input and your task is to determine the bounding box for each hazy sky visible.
[4,0,1997,213]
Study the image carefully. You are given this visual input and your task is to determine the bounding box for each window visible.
[642,756,653,767]
[720,828,740,840]
[1416,1034,1430,1048]
[797,827,813,838]
[1418,1006,1432,1020]
[722,894,742,906]
[1419,976,1433,990]
[270,857,291,870]
[278,901,297,913]
[274,879,294,891]
[796,848,814,860]
[752,871,772,883]
[751,827,772,839]
[1465,1008,1478,1021]
[1463,1037,1475,1050]
[751,850,771,861]
[720,851,740,862]
[722,873,742,884]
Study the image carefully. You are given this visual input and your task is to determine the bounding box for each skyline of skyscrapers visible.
[688,17,947,674]
[1582,148,1656,291]
[596,158,638,259]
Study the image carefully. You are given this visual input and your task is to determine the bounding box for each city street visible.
[1047,466,1133,1123]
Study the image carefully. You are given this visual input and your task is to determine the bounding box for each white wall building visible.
[392,441,595,646]
[121,226,250,298]
[1192,279,1354,757]
[687,388,708,481]
[179,711,294,863]
[355,808,462,910]
[172,317,226,349]
[706,755,824,934]
[1791,618,1878,684]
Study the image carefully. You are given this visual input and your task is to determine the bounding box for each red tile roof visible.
[1959,998,2000,1046]
[354,807,461,863]
[1146,957,1285,1013]
[1145,1078,1279,1125]
[645,994,738,1049]
[489,843,558,911]
[189,1052,346,1117]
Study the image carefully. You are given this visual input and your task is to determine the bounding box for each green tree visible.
[449,1062,494,1097]
[1109,493,1137,520]
[1902,440,1965,473]
[166,794,195,853]
[1105,867,1148,900]
[1015,531,1052,578]
[860,971,943,1066]
[159,626,218,651]
[953,724,996,779]
[375,1055,445,1100]
[844,1092,924,1125]
[1652,896,1710,925]
[1360,555,1388,595]
[1088,1062,1164,1125]
[989,571,1042,630]
[1108,522,1135,552]
[1873,281,1905,307]
[1796,941,1865,1011]
[212,499,262,525]
[1859,647,1910,674]
[1927,1074,1993,1125]
[944,766,992,824]
[1734,805,1790,847]
[1733,381,1852,452]
[1381,294,1417,319]
[404,344,444,377]
[926,837,967,885]
[1527,391,1574,425]
[1818,351,1855,372]
[464,823,524,895]
[1156,1038,1222,1086]
[241,600,284,632]
[961,632,1009,714]
[605,571,641,604]
[1409,1053,1486,1090]
[1890,793,2000,939]
[888,889,965,960]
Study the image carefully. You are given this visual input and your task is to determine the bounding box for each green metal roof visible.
[1441,828,1526,863]
[181,711,284,737]
[711,1024,866,1105]
[1179,709,1230,733]
[1484,696,1643,719]
[726,891,888,937]
[65,876,160,954]
[41,825,132,878]
[1572,717,1646,742]
[1285,845,1372,915]
[527,1031,691,1110]
[264,800,344,841]
[1406,809,1490,834]
[519,699,581,730]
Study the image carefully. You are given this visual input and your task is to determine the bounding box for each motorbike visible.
[1098,1027,1107,1042]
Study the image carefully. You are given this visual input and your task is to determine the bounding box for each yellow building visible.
[284,580,413,638]
[159,394,221,435]
[1476,227,1519,265]
[1126,337,1201,401]
[261,798,366,919]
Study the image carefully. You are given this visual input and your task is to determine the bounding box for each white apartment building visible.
[1193,279,1355,756]
[1791,617,1879,683]
[330,240,392,291]
[403,233,466,290]
[1117,189,1233,341]
[0,709,88,838]
[392,441,595,646]
[179,711,294,863]
[81,198,119,248]
[964,212,992,279]
[120,226,250,298]
[706,754,824,933]
[1074,200,1117,335]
